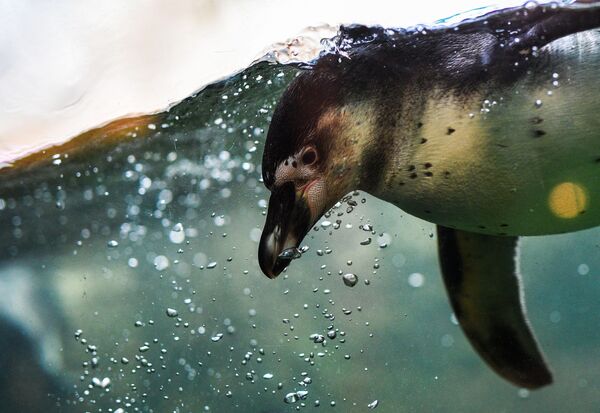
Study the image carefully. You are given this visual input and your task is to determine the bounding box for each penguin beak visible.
[258,182,313,278]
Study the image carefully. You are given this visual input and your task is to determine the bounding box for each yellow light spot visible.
[548,182,587,219]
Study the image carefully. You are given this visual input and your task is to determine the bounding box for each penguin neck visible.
[359,133,415,203]
[352,102,419,202]
[328,98,429,201]
[323,102,382,198]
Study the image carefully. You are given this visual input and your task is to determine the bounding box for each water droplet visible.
[360,238,372,245]
[368,399,379,409]
[107,240,119,248]
[207,261,217,269]
[342,273,358,287]
[320,220,332,229]
[166,308,178,317]
[524,1,538,10]
[263,373,274,379]
[534,99,543,108]
[211,333,224,342]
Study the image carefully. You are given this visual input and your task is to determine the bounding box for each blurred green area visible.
[1,61,600,413]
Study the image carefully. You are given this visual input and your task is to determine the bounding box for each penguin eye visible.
[301,148,317,166]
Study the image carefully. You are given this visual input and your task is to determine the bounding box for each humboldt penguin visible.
[258,2,600,389]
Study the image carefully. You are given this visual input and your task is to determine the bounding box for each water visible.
[2,5,600,413]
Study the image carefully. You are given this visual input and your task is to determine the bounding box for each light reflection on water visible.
[1,13,600,413]
[2,0,525,164]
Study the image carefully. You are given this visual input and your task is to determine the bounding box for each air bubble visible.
[342,273,358,287]
[92,377,111,388]
[408,273,425,288]
[278,248,302,260]
[368,399,379,409]
[284,392,299,404]
[577,264,589,275]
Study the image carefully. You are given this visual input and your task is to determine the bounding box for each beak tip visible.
[259,257,287,279]
[264,270,278,279]
[258,182,312,280]
[258,230,292,279]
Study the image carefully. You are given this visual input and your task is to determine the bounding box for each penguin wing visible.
[436,226,552,389]
[454,1,600,51]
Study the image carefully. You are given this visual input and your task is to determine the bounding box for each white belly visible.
[386,31,600,236]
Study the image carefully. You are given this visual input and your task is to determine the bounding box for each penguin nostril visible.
[302,149,317,165]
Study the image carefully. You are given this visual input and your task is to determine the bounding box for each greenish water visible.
[1,59,600,413]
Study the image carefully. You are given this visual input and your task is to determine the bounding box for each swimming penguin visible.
[258,2,600,389]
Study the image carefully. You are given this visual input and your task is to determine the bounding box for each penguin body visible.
[377,30,600,236]
[258,3,600,389]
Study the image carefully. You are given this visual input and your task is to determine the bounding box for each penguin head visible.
[258,68,367,278]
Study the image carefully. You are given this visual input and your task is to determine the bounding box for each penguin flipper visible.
[453,2,600,51]
[436,226,552,389]
[517,1,600,50]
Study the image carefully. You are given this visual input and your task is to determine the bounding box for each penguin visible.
[258,2,600,389]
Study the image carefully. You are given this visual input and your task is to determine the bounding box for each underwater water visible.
[2,7,600,413]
